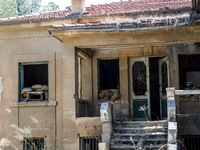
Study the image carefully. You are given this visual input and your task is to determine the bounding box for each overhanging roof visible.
[0,0,192,25]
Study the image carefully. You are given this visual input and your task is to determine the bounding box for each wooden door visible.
[129,57,150,120]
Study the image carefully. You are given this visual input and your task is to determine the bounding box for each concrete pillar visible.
[167,88,176,122]
[98,102,112,150]
[166,88,177,150]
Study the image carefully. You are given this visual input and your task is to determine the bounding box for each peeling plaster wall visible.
[0,77,2,102]
[0,28,64,149]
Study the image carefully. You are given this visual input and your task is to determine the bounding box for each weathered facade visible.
[0,0,200,149]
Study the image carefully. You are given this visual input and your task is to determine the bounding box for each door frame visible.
[129,57,150,120]
[159,57,170,119]
[129,56,170,120]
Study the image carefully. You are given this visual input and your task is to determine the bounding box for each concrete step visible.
[114,120,168,127]
[113,125,167,132]
[110,120,168,149]
[111,137,167,143]
[113,132,167,137]
[110,143,167,149]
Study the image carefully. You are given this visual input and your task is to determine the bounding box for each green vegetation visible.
[0,0,60,18]
[0,0,17,18]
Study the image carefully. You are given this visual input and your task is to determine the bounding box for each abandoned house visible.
[0,0,200,149]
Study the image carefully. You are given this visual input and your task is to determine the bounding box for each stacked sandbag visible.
[21,87,32,98]
[21,84,48,100]
[99,89,120,102]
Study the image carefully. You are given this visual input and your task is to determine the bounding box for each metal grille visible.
[80,137,101,150]
[179,135,200,150]
[23,137,44,150]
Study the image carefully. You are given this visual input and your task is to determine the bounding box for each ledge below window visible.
[10,101,57,108]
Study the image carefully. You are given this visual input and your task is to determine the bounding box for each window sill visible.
[10,101,56,108]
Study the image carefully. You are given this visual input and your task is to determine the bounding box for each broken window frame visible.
[18,61,49,102]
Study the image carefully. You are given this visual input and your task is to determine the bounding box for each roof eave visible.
[0,7,193,26]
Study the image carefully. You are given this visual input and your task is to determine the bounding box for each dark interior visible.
[179,54,200,89]
[99,59,119,90]
[149,57,160,120]
[24,64,48,87]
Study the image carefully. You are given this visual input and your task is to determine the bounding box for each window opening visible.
[179,55,200,89]
[99,59,119,90]
[19,62,48,101]
[132,61,147,95]
[98,59,120,101]
[80,137,101,150]
[23,137,44,150]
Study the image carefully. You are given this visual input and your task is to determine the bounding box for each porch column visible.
[98,102,112,150]
[166,88,177,150]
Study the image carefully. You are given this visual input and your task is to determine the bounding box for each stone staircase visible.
[110,120,168,150]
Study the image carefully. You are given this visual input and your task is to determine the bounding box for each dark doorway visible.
[149,58,160,120]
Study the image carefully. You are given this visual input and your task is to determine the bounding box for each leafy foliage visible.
[0,0,17,18]
[41,2,59,12]
[17,0,42,15]
[0,0,60,18]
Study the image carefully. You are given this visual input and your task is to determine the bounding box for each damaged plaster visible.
[0,77,2,102]
[102,13,191,29]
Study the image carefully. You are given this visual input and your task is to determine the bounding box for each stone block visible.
[166,88,175,97]
[168,107,176,121]
[100,102,112,123]
[168,100,175,107]
[168,130,177,143]
[102,123,112,133]
[168,122,177,130]
[102,132,111,142]
[98,142,109,150]
[168,144,177,150]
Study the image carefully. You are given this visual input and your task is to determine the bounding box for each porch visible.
[99,88,200,150]
[74,43,200,149]
[75,48,170,121]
